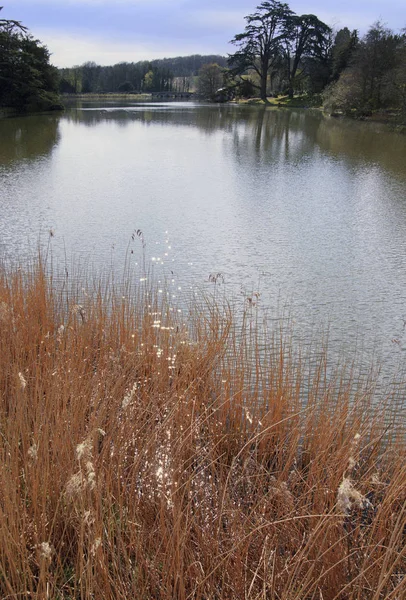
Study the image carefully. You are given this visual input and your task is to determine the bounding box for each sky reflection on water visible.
[1,103,406,384]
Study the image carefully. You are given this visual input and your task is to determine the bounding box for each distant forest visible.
[58,55,228,94]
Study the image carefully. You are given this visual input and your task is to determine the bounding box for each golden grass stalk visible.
[0,259,404,599]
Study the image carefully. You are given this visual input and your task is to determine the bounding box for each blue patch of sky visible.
[3,1,405,66]
[8,0,405,36]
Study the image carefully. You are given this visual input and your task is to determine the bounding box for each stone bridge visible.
[151,91,194,100]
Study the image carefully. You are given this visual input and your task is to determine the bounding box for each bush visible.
[117,81,135,93]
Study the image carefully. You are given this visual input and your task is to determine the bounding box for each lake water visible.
[1,101,406,383]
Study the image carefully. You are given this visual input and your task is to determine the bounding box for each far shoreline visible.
[2,94,405,134]
[236,95,406,132]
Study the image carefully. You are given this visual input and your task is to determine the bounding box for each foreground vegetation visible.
[0,259,404,599]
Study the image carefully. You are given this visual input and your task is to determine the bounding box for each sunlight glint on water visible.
[1,101,406,383]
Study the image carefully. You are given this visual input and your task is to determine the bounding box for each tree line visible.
[59,55,228,95]
[323,22,406,116]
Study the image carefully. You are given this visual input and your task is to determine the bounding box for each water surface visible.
[1,102,406,382]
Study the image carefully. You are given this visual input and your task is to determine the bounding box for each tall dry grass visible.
[0,259,404,599]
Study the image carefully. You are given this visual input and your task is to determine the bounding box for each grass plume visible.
[0,259,404,599]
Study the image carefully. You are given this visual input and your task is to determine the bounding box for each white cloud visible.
[38,30,225,67]
[39,32,163,66]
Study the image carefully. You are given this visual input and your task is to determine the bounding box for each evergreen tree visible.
[228,2,330,101]
[0,7,62,111]
[229,1,291,102]
[282,13,331,97]
[331,28,358,81]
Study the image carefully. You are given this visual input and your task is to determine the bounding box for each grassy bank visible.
[239,96,406,130]
[343,109,406,131]
[238,94,322,108]
[0,261,405,599]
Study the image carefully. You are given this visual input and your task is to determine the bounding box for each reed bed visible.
[0,259,404,600]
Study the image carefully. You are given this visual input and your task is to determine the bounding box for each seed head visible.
[28,443,38,462]
[337,477,372,515]
[18,372,27,390]
[37,541,53,562]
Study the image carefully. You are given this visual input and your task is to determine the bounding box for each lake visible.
[1,101,406,383]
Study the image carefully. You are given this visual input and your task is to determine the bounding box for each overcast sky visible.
[3,1,405,67]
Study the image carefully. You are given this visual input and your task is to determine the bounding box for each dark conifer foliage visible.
[228,1,331,101]
[0,7,61,112]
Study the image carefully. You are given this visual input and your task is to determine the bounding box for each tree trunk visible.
[260,57,269,102]
[288,55,300,99]
[260,75,268,101]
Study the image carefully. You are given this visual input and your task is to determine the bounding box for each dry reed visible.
[0,259,404,599]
